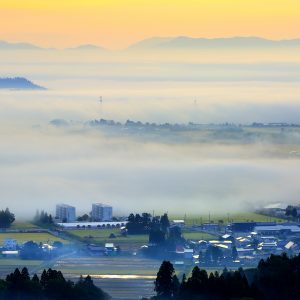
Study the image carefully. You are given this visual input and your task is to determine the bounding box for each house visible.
[172,220,185,228]
[105,243,117,255]
[236,236,251,244]
[197,240,209,250]
[254,224,300,236]
[105,243,115,249]
[221,234,233,240]
[257,241,278,252]
[3,239,17,250]
[184,249,194,259]
[41,243,54,253]
[220,234,234,242]
[87,244,107,256]
[284,241,295,250]
[230,222,257,233]
[236,248,255,256]
[209,240,233,250]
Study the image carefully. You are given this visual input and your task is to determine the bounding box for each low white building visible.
[172,220,185,227]
[56,221,127,229]
[1,250,19,257]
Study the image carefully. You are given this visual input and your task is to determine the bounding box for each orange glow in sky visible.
[0,0,299,49]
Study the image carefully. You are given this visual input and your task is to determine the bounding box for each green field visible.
[182,232,217,241]
[66,229,148,251]
[0,232,67,245]
[171,212,284,225]
[10,222,38,229]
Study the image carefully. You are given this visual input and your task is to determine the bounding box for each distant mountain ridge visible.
[0,40,105,51]
[0,40,41,50]
[66,44,107,51]
[129,36,300,50]
[1,37,300,51]
[0,77,46,90]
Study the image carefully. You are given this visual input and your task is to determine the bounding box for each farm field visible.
[66,229,148,251]
[182,232,217,241]
[0,256,185,299]
[10,222,38,229]
[53,256,161,276]
[0,232,67,245]
[52,256,187,300]
[0,259,43,277]
[171,212,284,225]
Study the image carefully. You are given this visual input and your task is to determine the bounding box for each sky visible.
[0,0,300,49]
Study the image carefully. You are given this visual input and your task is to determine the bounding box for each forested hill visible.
[0,77,46,90]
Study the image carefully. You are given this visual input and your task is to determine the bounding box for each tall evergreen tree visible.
[155,261,176,299]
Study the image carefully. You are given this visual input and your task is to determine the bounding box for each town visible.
[1,203,300,293]
[2,203,300,263]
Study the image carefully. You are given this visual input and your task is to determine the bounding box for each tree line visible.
[285,205,299,219]
[150,253,300,300]
[0,208,15,228]
[33,210,54,226]
[126,213,170,234]
[0,267,110,300]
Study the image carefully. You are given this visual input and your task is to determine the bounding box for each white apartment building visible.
[55,204,76,222]
[91,203,113,221]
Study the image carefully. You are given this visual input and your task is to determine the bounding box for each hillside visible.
[0,40,41,50]
[0,77,46,90]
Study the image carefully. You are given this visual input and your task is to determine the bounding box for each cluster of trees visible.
[149,213,170,242]
[20,241,44,260]
[20,240,63,260]
[255,253,300,299]
[285,205,299,219]
[126,213,186,256]
[0,208,15,228]
[33,210,54,226]
[150,253,300,300]
[77,214,90,222]
[0,267,110,300]
[200,245,239,265]
[126,213,170,234]
[149,224,184,250]
[152,261,250,300]
[125,213,186,257]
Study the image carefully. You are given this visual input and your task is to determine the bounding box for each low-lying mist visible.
[1,48,300,219]
[1,120,300,219]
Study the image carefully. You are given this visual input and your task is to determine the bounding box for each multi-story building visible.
[55,204,76,222]
[91,203,113,221]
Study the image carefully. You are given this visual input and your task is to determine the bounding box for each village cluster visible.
[1,203,300,269]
